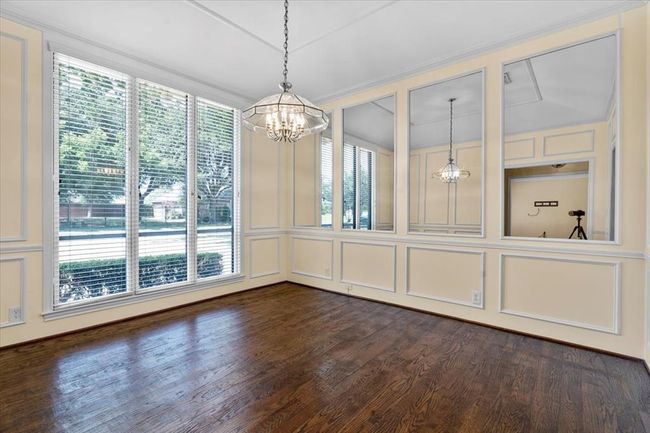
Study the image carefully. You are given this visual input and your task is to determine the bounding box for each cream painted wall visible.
[288,6,649,358]
[0,17,289,347]
[645,3,650,370]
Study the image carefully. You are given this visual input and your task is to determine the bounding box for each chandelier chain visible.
[448,98,455,161]
[283,0,289,86]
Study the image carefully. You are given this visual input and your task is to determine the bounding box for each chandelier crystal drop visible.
[242,0,328,143]
[433,98,470,183]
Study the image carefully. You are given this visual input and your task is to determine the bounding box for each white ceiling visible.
[344,95,395,150]
[0,0,643,108]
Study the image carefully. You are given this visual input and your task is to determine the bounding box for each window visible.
[320,123,333,227]
[342,143,374,230]
[53,53,240,307]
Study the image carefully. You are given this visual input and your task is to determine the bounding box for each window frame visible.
[44,47,243,315]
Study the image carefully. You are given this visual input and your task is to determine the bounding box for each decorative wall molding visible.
[504,137,535,161]
[498,252,621,334]
[288,227,644,260]
[0,256,26,328]
[405,245,485,309]
[542,129,595,157]
[340,240,396,292]
[0,32,28,243]
[248,135,282,230]
[290,236,333,280]
[249,236,281,278]
[0,244,43,254]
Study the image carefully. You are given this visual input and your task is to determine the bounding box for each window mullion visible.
[127,77,139,294]
[187,95,198,283]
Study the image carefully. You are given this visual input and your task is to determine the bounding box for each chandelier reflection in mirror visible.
[242,0,328,143]
[434,98,471,183]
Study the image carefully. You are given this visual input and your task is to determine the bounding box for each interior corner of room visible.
[0,1,649,432]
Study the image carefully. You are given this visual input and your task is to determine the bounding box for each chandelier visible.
[242,0,328,143]
[433,98,470,183]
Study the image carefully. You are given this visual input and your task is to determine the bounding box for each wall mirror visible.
[342,95,395,231]
[503,35,617,241]
[293,114,332,228]
[408,71,483,235]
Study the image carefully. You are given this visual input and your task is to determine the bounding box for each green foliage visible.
[196,102,234,225]
[58,252,223,304]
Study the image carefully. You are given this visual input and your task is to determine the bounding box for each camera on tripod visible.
[568,209,587,240]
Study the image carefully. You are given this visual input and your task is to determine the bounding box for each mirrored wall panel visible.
[342,96,395,231]
[503,35,617,241]
[409,71,483,235]
[293,115,332,228]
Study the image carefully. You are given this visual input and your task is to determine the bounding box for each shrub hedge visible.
[58,252,223,304]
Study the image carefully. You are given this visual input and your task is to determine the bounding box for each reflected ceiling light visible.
[433,98,471,183]
[242,0,328,143]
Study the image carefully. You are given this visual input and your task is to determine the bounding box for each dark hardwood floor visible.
[1,283,649,433]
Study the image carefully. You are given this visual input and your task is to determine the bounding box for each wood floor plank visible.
[1,283,648,433]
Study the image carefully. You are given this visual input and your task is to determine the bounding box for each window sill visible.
[42,274,245,321]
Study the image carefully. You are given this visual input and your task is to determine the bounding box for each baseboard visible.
[0,281,285,351]
[289,281,648,367]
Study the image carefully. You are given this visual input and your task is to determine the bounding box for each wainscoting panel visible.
[500,254,619,333]
[249,237,280,278]
[0,32,26,242]
[504,138,535,161]
[249,135,281,229]
[291,237,333,280]
[543,129,595,156]
[0,257,25,327]
[340,241,396,292]
[406,246,484,308]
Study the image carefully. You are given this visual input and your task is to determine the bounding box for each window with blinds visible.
[53,53,240,307]
[320,119,333,228]
[55,54,129,304]
[342,143,374,230]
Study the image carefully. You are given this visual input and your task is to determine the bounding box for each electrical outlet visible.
[8,306,21,323]
[472,291,482,306]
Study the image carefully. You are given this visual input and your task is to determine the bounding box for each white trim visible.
[341,91,397,234]
[339,240,397,292]
[0,244,43,254]
[43,273,246,321]
[290,236,334,280]
[504,137,536,161]
[500,32,620,246]
[288,227,644,260]
[406,68,486,238]
[405,245,485,309]
[542,129,595,157]
[498,252,621,334]
[0,32,28,243]
[0,257,26,328]
[249,236,281,279]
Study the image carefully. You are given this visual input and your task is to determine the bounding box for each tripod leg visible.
[569,226,579,239]
[578,226,588,240]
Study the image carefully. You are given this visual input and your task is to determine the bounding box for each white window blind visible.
[196,98,239,277]
[320,120,333,227]
[52,53,240,307]
[137,81,189,289]
[342,143,374,230]
[54,54,130,304]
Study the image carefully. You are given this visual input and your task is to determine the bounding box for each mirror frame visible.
[340,91,398,234]
[406,68,486,238]
[499,31,620,244]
